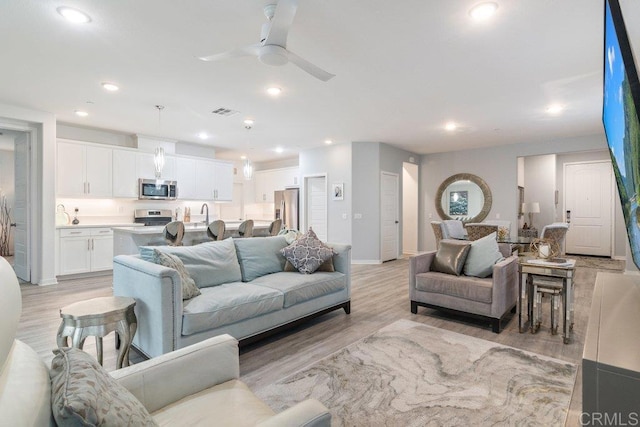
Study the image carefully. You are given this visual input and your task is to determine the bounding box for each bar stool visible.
[237,219,254,237]
[207,220,226,241]
[269,219,282,236]
[163,221,185,246]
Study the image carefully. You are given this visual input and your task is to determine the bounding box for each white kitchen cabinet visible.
[195,159,216,200]
[57,141,112,198]
[254,167,299,203]
[176,157,197,200]
[213,160,233,201]
[112,149,138,198]
[58,228,114,275]
[136,153,176,181]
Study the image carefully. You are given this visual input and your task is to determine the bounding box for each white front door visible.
[13,132,29,281]
[381,172,399,262]
[305,176,327,241]
[564,161,613,256]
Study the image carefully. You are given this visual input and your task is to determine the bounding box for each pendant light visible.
[154,105,165,179]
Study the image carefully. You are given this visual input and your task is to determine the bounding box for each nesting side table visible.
[57,296,137,369]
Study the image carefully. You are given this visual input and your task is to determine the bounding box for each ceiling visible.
[1,0,639,162]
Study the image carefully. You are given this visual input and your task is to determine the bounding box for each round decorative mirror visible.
[435,173,492,223]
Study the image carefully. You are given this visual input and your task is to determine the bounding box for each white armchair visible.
[0,257,331,426]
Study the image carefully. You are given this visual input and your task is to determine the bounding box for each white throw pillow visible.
[463,232,504,278]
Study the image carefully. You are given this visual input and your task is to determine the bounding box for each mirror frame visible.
[435,173,492,223]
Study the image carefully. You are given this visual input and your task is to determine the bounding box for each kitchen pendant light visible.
[154,105,165,179]
[243,158,254,180]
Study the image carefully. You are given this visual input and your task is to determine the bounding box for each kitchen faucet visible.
[200,203,209,225]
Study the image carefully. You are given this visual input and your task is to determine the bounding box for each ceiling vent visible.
[211,107,240,117]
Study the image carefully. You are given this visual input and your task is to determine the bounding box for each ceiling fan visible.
[198,0,335,82]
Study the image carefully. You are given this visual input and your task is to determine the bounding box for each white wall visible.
[420,134,608,252]
[403,162,419,254]
[523,154,556,230]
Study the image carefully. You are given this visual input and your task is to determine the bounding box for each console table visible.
[583,272,640,422]
[518,228,538,238]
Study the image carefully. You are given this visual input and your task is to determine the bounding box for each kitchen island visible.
[112,220,272,256]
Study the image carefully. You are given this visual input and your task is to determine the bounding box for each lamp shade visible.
[529,202,540,213]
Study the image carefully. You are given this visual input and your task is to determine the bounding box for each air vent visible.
[211,107,240,117]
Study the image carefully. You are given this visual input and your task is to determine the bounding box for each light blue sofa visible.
[113,236,351,358]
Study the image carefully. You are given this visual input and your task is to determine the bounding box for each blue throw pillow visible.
[463,232,504,278]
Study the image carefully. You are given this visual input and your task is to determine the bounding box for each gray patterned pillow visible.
[280,228,336,274]
[153,249,201,300]
[50,348,158,426]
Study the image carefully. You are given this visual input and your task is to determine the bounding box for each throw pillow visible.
[234,235,289,281]
[140,238,242,288]
[50,348,158,427]
[431,240,471,276]
[463,232,504,278]
[280,228,336,274]
[284,257,335,272]
[153,249,201,300]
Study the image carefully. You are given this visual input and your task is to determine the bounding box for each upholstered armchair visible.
[0,257,331,426]
[431,221,444,248]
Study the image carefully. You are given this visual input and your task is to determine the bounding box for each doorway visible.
[564,161,613,256]
[381,171,399,262]
[304,175,327,241]
[402,162,418,255]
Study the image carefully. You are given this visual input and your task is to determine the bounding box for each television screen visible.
[603,0,640,268]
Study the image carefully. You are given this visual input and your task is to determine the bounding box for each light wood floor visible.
[16,255,623,426]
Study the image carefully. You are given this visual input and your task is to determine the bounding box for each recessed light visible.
[546,104,564,115]
[75,110,89,117]
[325,139,333,145]
[267,87,282,96]
[240,155,247,160]
[57,7,92,24]
[243,119,254,126]
[469,2,498,21]
[275,147,284,154]
[101,82,119,92]
[445,121,457,131]
[198,132,208,140]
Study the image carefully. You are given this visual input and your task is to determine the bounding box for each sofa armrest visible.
[112,255,183,358]
[490,255,519,318]
[409,251,436,300]
[327,243,352,295]
[256,399,331,427]
[111,335,239,414]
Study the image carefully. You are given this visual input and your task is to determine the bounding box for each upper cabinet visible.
[175,157,197,200]
[112,149,137,198]
[254,167,300,203]
[190,159,233,201]
[57,140,112,198]
[213,160,233,201]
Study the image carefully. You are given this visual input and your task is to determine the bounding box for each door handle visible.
[9,223,16,227]
[566,210,571,224]
[395,220,399,224]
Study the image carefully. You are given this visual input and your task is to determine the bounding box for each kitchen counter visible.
[112,220,273,256]
[56,223,145,229]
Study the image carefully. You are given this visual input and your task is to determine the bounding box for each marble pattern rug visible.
[256,319,577,426]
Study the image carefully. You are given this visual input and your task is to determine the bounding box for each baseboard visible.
[352,259,383,265]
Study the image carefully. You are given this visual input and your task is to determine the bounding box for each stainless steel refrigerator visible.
[274,188,299,231]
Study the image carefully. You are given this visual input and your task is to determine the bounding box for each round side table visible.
[56,296,137,369]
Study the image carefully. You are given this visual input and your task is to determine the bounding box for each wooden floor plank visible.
[15,255,621,425]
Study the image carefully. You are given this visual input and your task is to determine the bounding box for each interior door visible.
[381,172,399,262]
[564,161,613,256]
[13,132,29,281]
[305,176,327,241]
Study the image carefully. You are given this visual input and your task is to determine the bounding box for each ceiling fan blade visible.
[288,51,335,82]
[197,44,261,62]
[263,0,298,47]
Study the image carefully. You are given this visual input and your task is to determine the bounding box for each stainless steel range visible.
[134,209,173,226]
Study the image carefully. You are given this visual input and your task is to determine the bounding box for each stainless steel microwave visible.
[138,179,178,200]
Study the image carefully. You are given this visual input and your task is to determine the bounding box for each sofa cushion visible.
[233,236,289,282]
[153,249,201,300]
[140,238,242,288]
[182,283,284,335]
[50,347,157,427]
[280,228,336,274]
[463,232,504,278]
[250,271,346,307]
[415,271,493,304]
[431,240,471,276]
[152,379,274,426]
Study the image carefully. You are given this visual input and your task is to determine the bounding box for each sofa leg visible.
[511,305,517,314]
[492,319,501,333]
[343,301,351,314]
[411,301,418,314]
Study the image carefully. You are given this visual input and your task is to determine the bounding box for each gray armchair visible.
[409,248,518,333]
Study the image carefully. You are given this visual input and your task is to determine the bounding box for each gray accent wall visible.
[420,134,608,252]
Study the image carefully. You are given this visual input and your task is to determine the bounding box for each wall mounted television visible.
[603,0,640,268]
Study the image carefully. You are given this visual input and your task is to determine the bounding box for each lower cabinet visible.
[59,228,114,275]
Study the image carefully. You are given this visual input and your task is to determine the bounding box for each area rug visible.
[255,319,577,426]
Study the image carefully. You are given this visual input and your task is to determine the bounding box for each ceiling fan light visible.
[258,45,288,66]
